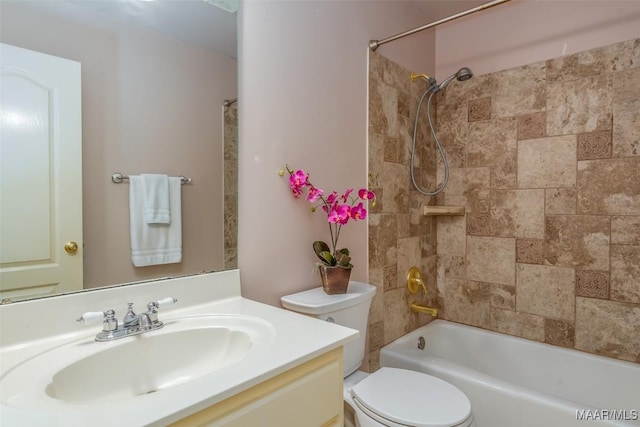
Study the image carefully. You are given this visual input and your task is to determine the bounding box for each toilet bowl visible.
[281,282,474,427]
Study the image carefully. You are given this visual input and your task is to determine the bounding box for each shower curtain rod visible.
[369,0,511,51]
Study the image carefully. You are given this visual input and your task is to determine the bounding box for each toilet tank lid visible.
[281,281,376,315]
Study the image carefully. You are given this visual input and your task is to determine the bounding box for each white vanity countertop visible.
[0,270,358,426]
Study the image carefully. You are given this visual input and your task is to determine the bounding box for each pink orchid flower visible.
[358,188,375,200]
[306,186,324,203]
[350,202,367,220]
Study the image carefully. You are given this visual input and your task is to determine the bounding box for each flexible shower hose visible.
[410,88,449,196]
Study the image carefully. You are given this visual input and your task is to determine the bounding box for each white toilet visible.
[281,281,474,427]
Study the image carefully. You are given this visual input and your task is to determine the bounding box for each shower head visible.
[437,67,474,91]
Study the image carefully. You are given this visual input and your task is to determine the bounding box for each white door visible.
[0,43,83,301]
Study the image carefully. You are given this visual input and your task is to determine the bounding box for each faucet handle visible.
[156,297,177,307]
[77,311,106,325]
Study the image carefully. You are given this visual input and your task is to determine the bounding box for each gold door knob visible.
[64,241,79,254]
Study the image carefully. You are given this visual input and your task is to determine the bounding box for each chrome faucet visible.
[77,298,177,342]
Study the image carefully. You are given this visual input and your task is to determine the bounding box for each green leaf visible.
[318,251,336,266]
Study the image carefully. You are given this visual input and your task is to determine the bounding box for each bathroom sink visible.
[1,314,275,406]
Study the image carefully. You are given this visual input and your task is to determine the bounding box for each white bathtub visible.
[380,320,640,427]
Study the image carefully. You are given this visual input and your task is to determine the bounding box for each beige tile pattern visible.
[576,297,640,363]
[577,158,640,215]
[547,74,612,136]
[370,40,640,367]
[467,236,515,285]
[367,51,438,370]
[490,189,545,238]
[517,112,546,140]
[577,131,612,160]
[545,188,577,215]
[544,319,575,348]
[442,279,491,328]
[516,264,575,321]
[516,239,544,265]
[613,98,640,157]
[468,97,492,121]
[468,118,518,188]
[545,215,610,271]
[575,270,610,299]
[491,307,545,341]
[610,245,640,304]
[429,39,640,365]
[223,104,238,269]
[611,216,640,245]
[517,136,577,188]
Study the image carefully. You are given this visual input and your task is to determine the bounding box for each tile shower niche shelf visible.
[423,206,465,216]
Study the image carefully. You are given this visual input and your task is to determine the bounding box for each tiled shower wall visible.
[367,51,439,370]
[435,38,640,363]
[223,103,238,269]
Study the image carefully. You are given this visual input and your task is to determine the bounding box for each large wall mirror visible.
[0,0,238,302]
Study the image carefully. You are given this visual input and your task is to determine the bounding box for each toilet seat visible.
[351,367,472,427]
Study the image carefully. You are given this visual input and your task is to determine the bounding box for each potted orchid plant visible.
[280,165,375,294]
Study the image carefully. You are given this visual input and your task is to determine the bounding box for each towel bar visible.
[111,173,192,185]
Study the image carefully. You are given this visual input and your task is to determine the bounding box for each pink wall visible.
[435,0,640,79]
[2,3,237,289]
[238,1,435,306]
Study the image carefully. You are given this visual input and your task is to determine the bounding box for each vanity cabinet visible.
[171,347,344,427]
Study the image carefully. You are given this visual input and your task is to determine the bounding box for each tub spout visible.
[411,303,439,317]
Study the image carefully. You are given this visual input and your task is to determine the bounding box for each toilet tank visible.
[281,281,376,377]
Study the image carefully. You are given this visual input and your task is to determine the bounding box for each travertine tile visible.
[613,67,640,102]
[516,264,575,321]
[610,245,640,304]
[516,238,544,265]
[547,39,640,83]
[491,284,515,310]
[468,118,518,188]
[368,268,384,324]
[611,216,640,245]
[383,287,413,345]
[467,236,516,286]
[491,307,545,341]
[547,74,612,136]
[368,214,397,269]
[576,270,610,299]
[613,98,640,157]
[368,349,380,373]
[381,162,409,214]
[577,131,612,160]
[368,320,384,351]
[545,188,577,215]
[442,279,491,328]
[436,91,468,169]
[544,319,575,348]
[577,158,640,215]
[436,216,466,256]
[368,133,384,188]
[518,136,577,188]
[468,97,491,122]
[517,112,546,140]
[369,78,397,136]
[397,237,421,288]
[467,213,490,236]
[492,62,546,117]
[490,189,545,238]
[545,215,610,271]
[383,136,399,162]
[383,265,397,292]
[436,254,466,287]
[576,297,640,363]
[444,167,491,213]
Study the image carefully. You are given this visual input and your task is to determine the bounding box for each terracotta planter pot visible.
[318,264,352,294]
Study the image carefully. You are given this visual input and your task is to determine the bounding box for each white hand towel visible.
[142,173,170,224]
[130,176,182,267]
